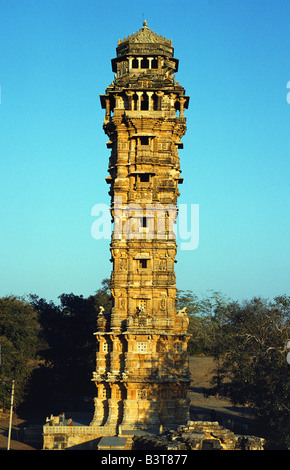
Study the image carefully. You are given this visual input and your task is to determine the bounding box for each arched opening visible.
[153,93,159,110]
[132,58,139,69]
[151,58,158,69]
[133,93,138,110]
[174,100,180,117]
[141,92,149,110]
[141,57,149,69]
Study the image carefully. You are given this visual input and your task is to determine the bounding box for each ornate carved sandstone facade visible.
[91,21,190,431]
[42,24,265,451]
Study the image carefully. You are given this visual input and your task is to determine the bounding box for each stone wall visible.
[43,418,265,450]
[43,423,117,450]
[132,421,265,451]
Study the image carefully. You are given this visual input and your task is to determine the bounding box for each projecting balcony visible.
[125,109,164,119]
[135,149,152,160]
[158,180,175,189]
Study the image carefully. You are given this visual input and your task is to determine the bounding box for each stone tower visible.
[91,21,190,432]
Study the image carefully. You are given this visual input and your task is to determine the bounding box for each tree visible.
[177,289,290,448]
[0,296,40,408]
[176,289,230,356]
[28,279,113,412]
[219,296,290,449]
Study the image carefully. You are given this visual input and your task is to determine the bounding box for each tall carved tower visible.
[92,22,190,431]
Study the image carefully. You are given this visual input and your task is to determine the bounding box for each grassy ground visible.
[188,356,258,435]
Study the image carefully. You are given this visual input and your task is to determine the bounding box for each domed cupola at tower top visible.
[101,21,189,120]
[112,20,177,72]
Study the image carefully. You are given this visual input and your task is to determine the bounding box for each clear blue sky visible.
[0,0,289,303]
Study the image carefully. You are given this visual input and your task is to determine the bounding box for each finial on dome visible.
[143,20,148,27]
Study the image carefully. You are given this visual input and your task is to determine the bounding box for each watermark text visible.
[91,197,199,251]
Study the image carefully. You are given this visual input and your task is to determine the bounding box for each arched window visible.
[151,58,158,69]
[175,100,180,117]
[132,58,138,69]
[153,94,159,111]
[141,92,149,110]
[141,57,149,69]
[133,93,138,110]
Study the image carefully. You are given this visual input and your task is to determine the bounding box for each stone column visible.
[147,91,153,110]
[136,92,143,111]
[91,386,105,426]
[179,97,186,117]
[156,91,164,111]
[106,384,120,425]
[114,94,123,109]
[105,97,110,119]
[127,56,134,71]
[125,90,134,110]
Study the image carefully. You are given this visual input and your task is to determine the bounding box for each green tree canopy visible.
[28,280,112,411]
[0,296,40,408]
[176,290,290,448]
[176,289,230,355]
[218,296,290,449]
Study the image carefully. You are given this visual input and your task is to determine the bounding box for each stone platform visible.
[42,416,265,450]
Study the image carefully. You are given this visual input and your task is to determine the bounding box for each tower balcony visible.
[125,109,164,118]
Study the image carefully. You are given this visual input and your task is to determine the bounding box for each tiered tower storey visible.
[92,22,190,432]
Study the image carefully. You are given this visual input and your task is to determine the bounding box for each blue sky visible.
[0,0,289,303]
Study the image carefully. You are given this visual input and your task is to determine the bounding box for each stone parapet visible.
[132,421,266,451]
[42,419,265,450]
[43,422,117,450]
